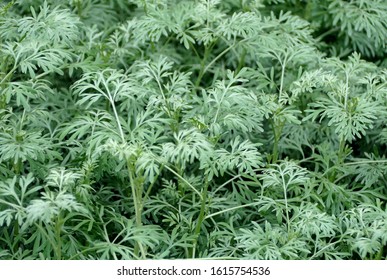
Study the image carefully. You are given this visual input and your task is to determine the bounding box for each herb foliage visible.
[0,0,386,260]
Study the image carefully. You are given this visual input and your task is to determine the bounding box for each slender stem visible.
[69,243,137,260]
[161,164,203,199]
[55,212,64,260]
[271,118,284,163]
[338,137,346,164]
[374,246,383,260]
[13,159,22,175]
[142,0,148,15]
[236,48,246,74]
[176,163,185,195]
[194,44,213,89]
[328,137,346,182]
[212,168,264,195]
[309,236,344,260]
[34,223,58,259]
[345,159,387,165]
[76,0,83,18]
[109,97,125,143]
[188,41,201,62]
[279,59,286,98]
[281,175,290,233]
[147,66,173,117]
[190,177,209,258]
[0,199,22,209]
[303,0,312,20]
[12,221,20,252]
[212,81,232,125]
[204,201,262,220]
[344,72,349,110]
[278,53,291,104]
[142,165,164,206]
[194,38,247,90]
[127,159,142,258]
[202,39,243,78]
[0,66,17,86]
[315,27,340,42]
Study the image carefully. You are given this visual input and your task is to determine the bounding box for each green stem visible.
[303,0,312,21]
[279,61,286,98]
[0,94,6,109]
[329,138,346,182]
[127,159,142,258]
[212,167,264,195]
[204,201,262,220]
[13,159,22,175]
[188,41,201,62]
[309,236,345,260]
[69,243,137,260]
[202,40,242,78]
[55,212,64,260]
[374,246,383,260]
[345,159,387,165]
[236,48,246,74]
[142,0,148,15]
[76,0,83,18]
[212,81,232,125]
[194,44,213,89]
[161,164,202,199]
[109,97,125,143]
[194,38,246,90]
[271,119,284,163]
[281,176,290,233]
[142,165,164,206]
[315,27,340,42]
[344,73,349,110]
[34,223,58,259]
[176,163,185,196]
[12,221,20,252]
[148,67,173,118]
[0,66,17,86]
[338,137,346,164]
[190,177,209,258]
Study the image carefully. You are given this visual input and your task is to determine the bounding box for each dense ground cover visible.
[0,0,386,260]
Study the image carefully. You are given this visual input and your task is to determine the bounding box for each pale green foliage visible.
[0,174,39,227]
[341,204,387,258]
[327,0,387,56]
[201,136,262,180]
[0,0,386,260]
[192,68,264,137]
[237,221,310,259]
[162,128,213,169]
[261,161,309,191]
[302,53,384,142]
[26,191,85,224]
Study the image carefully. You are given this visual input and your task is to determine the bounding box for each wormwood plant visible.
[0,0,386,260]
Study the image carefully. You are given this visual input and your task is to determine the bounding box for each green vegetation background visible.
[0,0,386,260]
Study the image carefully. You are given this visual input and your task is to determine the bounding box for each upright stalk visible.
[54,212,64,259]
[190,177,209,258]
[194,44,213,89]
[127,159,143,258]
[279,61,286,99]
[338,137,346,164]
[106,93,143,258]
[271,56,287,163]
[281,178,290,233]
[271,118,284,163]
[108,97,125,143]
[75,0,83,18]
